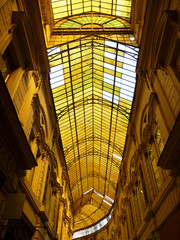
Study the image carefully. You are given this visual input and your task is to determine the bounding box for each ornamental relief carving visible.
[32,71,43,89]
[31,93,40,112]
[32,71,39,87]
[49,170,62,195]
[41,144,49,159]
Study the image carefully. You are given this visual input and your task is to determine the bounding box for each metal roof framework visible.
[48,0,138,231]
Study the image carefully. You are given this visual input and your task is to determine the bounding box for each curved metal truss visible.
[53,12,131,27]
[67,149,121,170]
[71,171,116,191]
[57,95,130,121]
[53,12,132,36]
[64,134,123,158]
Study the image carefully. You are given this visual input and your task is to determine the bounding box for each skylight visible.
[51,0,132,19]
[47,36,138,231]
[47,46,60,56]
[47,46,65,89]
[102,39,138,104]
[49,0,138,234]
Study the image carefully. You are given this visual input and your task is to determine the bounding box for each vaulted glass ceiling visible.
[48,0,138,233]
[51,0,131,19]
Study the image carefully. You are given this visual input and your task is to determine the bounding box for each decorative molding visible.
[32,71,39,87]
[49,170,63,195]
[31,94,41,118]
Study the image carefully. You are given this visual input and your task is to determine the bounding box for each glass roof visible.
[51,0,131,19]
[48,0,138,233]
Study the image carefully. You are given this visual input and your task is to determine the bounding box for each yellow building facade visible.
[0,0,179,240]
